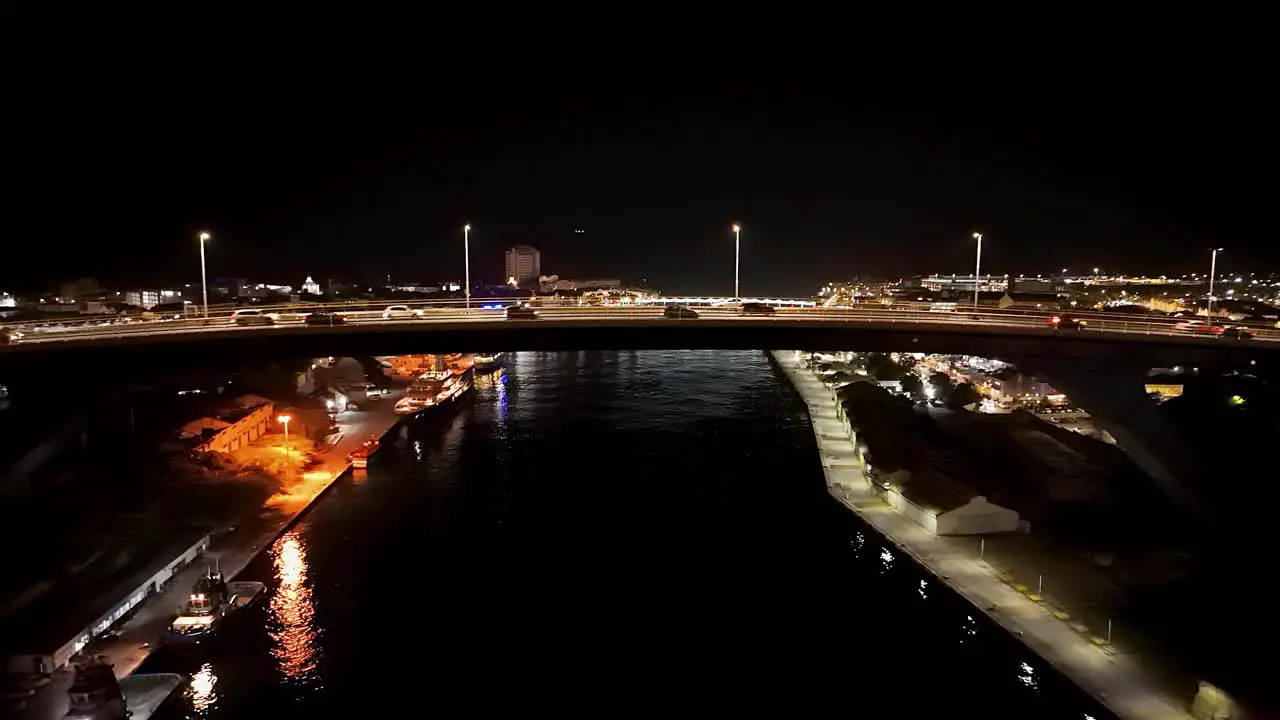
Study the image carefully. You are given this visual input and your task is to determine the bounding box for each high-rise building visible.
[504,246,542,287]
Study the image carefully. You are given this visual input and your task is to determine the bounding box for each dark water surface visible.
[146,350,1113,718]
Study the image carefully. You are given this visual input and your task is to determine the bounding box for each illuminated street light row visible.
[195,224,751,302]
[192,228,1230,316]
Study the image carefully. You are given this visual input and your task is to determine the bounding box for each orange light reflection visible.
[268,532,320,685]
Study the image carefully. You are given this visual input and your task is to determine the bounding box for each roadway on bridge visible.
[3,304,1277,348]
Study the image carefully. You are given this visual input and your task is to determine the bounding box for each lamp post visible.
[971,232,983,310]
[198,232,211,319]
[464,224,472,310]
[1207,247,1223,327]
[277,414,292,484]
[732,224,741,299]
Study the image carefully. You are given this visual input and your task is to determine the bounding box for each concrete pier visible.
[95,385,407,678]
[770,350,1193,720]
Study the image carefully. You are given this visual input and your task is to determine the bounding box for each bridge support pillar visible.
[1027,356,1203,515]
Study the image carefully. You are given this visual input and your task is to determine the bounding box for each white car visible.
[382,305,423,320]
[230,309,275,326]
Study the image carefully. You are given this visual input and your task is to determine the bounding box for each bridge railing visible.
[4,295,1259,329]
[4,303,1278,346]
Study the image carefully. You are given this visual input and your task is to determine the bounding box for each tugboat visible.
[62,655,127,720]
[472,352,505,371]
[168,563,264,642]
[348,436,380,468]
[394,356,473,419]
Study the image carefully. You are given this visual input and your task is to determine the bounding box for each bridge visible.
[3,299,1276,352]
[3,301,1274,511]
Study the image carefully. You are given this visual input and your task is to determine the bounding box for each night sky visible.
[8,19,1272,296]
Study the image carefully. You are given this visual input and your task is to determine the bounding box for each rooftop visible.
[215,394,274,422]
[177,417,231,440]
[890,466,977,514]
[1,526,211,655]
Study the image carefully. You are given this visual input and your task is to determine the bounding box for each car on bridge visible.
[505,304,538,320]
[742,302,775,316]
[664,305,699,319]
[382,305,424,320]
[231,309,274,326]
[0,329,23,345]
[1219,325,1255,341]
[305,312,347,326]
[1173,320,1223,335]
[1047,313,1086,331]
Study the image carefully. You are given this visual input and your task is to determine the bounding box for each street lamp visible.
[198,232,211,319]
[971,232,983,310]
[1207,248,1224,326]
[463,224,471,309]
[732,224,741,300]
[277,414,293,483]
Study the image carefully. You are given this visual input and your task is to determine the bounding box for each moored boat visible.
[62,655,127,720]
[348,436,380,468]
[473,352,505,371]
[394,356,473,419]
[168,565,263,642]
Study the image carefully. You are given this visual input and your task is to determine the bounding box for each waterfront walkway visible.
[771,350,1192,720]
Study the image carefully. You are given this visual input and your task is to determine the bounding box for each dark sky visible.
[8,17,1273,296]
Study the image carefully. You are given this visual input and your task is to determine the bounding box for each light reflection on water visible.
[268,532,320,687]
[1017,661,1040,692]
[879,547,895,573]
[188,663,218,714]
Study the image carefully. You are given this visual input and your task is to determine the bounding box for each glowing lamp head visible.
[277,414,292,424]
[972,232,981,240]
[464,224,471,232]
[199,232,211,241]
[732,224,740,233]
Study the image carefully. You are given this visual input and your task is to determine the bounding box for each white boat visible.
[473,352,505,371]
[394,357,473,419]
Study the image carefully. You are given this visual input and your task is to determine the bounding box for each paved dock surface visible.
[771,350,1193,720]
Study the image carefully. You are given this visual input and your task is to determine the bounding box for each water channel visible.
[145,350,1113,718]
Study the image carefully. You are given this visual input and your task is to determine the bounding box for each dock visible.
[93,385,407,678]
[15,382,409,720]
[770,349,1193,720]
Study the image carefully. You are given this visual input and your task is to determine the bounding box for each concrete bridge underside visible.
[2,320,1271,512]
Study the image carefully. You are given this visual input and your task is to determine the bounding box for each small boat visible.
[62,655,127,720]
[168,564,263,642]
[348,436,380,468]
[472,352,505,371]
